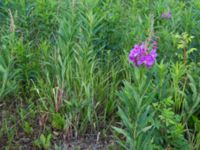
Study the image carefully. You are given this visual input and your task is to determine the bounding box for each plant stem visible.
[184,47,186,65]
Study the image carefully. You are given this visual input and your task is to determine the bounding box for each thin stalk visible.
[184,47,187,65]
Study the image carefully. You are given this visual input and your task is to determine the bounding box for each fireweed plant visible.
[115,15,191,149]
[116,38,190,149]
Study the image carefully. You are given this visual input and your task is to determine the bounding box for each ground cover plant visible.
[0,0,200,149]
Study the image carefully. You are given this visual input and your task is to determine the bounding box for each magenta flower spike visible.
[129,40,158,68]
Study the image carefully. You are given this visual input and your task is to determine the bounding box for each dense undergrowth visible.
[0,0,200,149]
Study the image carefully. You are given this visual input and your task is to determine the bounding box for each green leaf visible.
[141,125,152,132]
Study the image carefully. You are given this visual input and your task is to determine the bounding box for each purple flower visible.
[129,51,137,64]
[161,12,165,18]
[137,55,146,66]
[161,11,172,19]
[167,12,171,19]
[144,55,155,68]
[150,49,157,58]
[129,41,158,68]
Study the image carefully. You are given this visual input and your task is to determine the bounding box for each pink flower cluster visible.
[129,41,158,68]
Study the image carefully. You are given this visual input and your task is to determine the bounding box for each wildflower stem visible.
[184,47,186,65]
[145,14,154,49]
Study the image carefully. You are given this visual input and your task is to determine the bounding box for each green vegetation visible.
[0,0,200,149]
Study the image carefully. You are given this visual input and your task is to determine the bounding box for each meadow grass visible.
[0,0,200,149]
